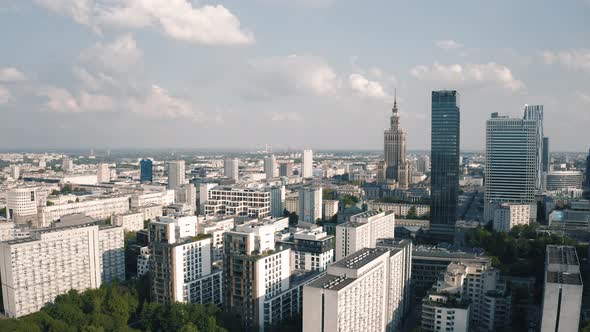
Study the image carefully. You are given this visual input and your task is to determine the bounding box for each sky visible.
[0,0,589,152]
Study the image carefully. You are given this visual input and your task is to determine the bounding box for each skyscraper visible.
[542,137,550,172]
[97,163,110,183]
[302,149,313,178]
[224,158,239,182]
[140,159,153,183]
[523,105,545,191]
[167,160,185,189]
[299,186,322,223]
[484,108,543,223]
[430,90,460,239]
[384,94,408,185]
[585,149,590,189]
[264,155,276,179]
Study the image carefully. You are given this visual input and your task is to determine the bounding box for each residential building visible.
[39,196,130,227]
[277,223,334,271]
[175,183,197,213]
[279,161,293,177]
[298,186,322,223]
[9,165,20,179]
[98,225,125,283]
[268,186,286,218]
[167,160,186,189]
[421,293,470,332]
[303,246,411,332]
[323,199,339,221]
[198,216,234,263]
[140,159,153,183]
[285,195,299,215]
[224,158,239,182]
[199,182,217,213]
[204,186,270,218]
[149,216,222,306]
[6,187,39,225]
[417,155,431,173]
[97,163,110,183]
[541,245,582,332]
[430,90,460,239]
[368,201,430,218]
[264,155,276,179]
[335,210,395,260]
[484,109,544,223]
[113,211,144,232]
[302,149,313,178]
[62,157,74,172]
[493,203,531,232]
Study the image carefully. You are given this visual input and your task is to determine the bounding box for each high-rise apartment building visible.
[302,149,313,178]
[149,216,222,306]
[140,159,153,183]
[277,223,334,272]
[484,109,544,223]
[384,95,409,186]
[303,246,411,332]
[39,195,130,227]
[175,183,197,213]
[298,186,322,223]
[264,155,276,179]
[279,161,293,177]
[197,216,235,263]
[268,186,286,218]
[541,245,582,332]
[167,160,186,189]
[322,199,339,221]
[6,188,39,225]
[97,163,110,183]
[224,158,239,182]
[430,90,460,239]
[98,225,125,283]
[492,203,531,232]
[204,186,270,218]
[335,210,395,260]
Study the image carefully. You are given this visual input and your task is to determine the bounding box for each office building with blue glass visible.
[140,159,153,183]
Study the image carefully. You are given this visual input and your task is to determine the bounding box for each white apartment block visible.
[335,210,395,260]
[323,199,339,220]
[285,196,299,215]
[204,187,270,218]
[303,247,409,332]
[278,223,334,272]
[198,216,235,263]
[264,155,276,179]
[0,222,30,242]
[0,224,102,318]
[421,294,470,332]
[298,186,322,223]
[113,211,144,232]
[131,190,174,208]
[149,216,222,306]
[6,187,39,225]
[39,196,130,227]
[541,245,582,332]
[493,203,530,232]
[97,163,110,183]
[224,158,239,182]
[302,149,313,178]
[367,201,430,218]
[98,225,125,283]
[199,182,217,213]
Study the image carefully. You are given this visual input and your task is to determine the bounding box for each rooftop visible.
[547,245,579,266]
[306,274,356,291]
[332,247,388,270]
[546,271,582,285]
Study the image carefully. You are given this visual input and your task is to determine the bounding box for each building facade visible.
[204,187,270,218]
[335,210,395,260]
[167,160,186,189]
[224,158,239,182]
[384,96,409,188]
[298,186,322,223]
[140,159,153,183]
[492,203,531,232]
[264,155,276,179]
[302,149,313,178]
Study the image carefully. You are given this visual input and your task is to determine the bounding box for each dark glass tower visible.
[140,159,153,183]
[586,149,590,188]
[430,91,460,239]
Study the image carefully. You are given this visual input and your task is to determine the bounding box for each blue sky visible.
[0,0,589,151]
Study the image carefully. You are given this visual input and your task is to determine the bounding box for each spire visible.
[392,88,398,113]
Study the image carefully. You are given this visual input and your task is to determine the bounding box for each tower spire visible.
[392,89,398,113]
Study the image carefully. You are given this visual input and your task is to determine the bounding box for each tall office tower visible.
[541,245,582,332]
[492,203,531,232]
[264,155,276,179]
[335,210,395,260]
[585,149,590,189]
[223,221,318,331]
[277,223,334,271]
[376,238,413,330]
[279,161,293,177]
[9,165,20,179]
[298,186,322,223]
[523,105,544,191]
[167,160,186,189]
[430,91,460,239]
[0,222,124,318]
[301,149,313,178]
[204,187,271,218]
[140,159,153,183]
[268,186,286,218]
[303,247,410,332]
[384,95,408,182]
[224,158,239,182]
[6,188,38,225]
[97,163,110,183]
[484,110,543,223]
[149,216,222,305]
[62,156,74,172]
[542,137,550,172]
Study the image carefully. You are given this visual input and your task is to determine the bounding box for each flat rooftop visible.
[306,274,356,291]
[546,271,582,285]
[332,247,388,270]
[547,245,579,266]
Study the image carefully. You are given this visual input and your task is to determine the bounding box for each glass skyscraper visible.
[430,91,460,239]
[140,159,153,183]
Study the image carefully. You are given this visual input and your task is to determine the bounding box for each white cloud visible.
[0,67,27,81]
[410,62,524,91]
[249,55,337,97]
[83,34,143,76]
[38,87,80,112]
[129,85,205,122]
[0,85,12,104]
[259,0,335,8]
[269,111,302,122]
[78,92,114,111]
[541,49,590,74]
[435,40,463,51]
[348,73,387,99]
[35,0,254,46]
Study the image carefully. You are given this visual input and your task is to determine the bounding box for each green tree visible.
[406,206,418,219]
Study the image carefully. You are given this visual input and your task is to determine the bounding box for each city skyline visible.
[0,1,589,151]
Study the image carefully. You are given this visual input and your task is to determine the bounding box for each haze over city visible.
[0,0,589,151]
